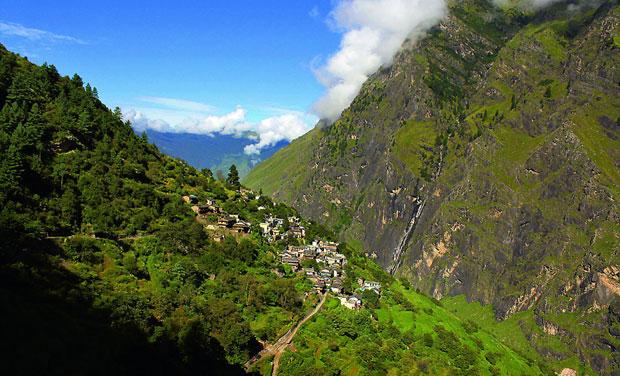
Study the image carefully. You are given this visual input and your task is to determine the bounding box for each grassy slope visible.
[243,127,323,201]
[274,282,546,376]
[261,250,550,375]
[393,120,437,176]
[443,296,598,375]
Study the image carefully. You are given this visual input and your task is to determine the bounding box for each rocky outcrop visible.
[246,1,620,373]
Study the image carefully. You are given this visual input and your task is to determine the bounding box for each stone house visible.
[232,221,251,234]
[289,225,306,239]
[218,216,236,228]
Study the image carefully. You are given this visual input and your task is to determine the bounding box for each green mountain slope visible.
[245,1,620,373]
[0,44,554,375]
[0,44,332,375]
[252,249,554,376]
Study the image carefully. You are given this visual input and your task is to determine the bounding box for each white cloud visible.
[125,107,250,136]
[124,109,172,133]
[243,114,310,155]
[312,0,447,121]
[124,106,313,155]
[0,21,86,44]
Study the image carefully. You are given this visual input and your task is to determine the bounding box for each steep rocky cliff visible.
[245,0,620,372]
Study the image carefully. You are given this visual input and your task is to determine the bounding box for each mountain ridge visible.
[245,0,620,372]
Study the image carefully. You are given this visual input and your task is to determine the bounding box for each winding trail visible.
[245,293,328,375]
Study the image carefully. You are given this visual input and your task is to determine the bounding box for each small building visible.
[304,268,316,277]
[266,216,285,227]
[289,225,306,239]
[303,247,317,259]
[288,245,306,258]
[339,296,361,310]
[334,253,347,266]
[320,269,332,278]
[282,255,300,271]
[331,278,343,294]
[183,195,199,204]
[218,216,236,228]
[232,221,251,234]
[313,278,326,292]
[362,281,381,293]
[198,205,219,215]
[325,255,337,266]
[319,241,339,253]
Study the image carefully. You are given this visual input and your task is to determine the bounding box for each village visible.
[182,190,382,310]
[278,240,382,309]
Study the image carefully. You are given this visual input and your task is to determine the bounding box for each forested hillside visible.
[0,44,560,375]
[245,0,620,373]
[0,43,322,375]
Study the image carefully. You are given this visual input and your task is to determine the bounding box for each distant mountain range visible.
[142,129,288,178]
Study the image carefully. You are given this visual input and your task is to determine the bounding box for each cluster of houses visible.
[184,195,220,216]
[259,216,306,242]
[217,214,251,234]
[280,240,346,293]
[278,240,381,309]
[184,192,305,243]
[183,194,251,241]
[337,279,382,309]
[182,192,382,310]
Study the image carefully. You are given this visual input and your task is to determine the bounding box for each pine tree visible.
[226,164,240,189]
[0,144,23,197]
[113,106,123,120]
[71,73,83,88]
[201,168,213,179]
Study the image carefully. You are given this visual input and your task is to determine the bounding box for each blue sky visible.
[0,0,451,154]
[0,1,339,123]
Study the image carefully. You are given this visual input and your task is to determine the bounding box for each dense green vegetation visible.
[2,1,619,374]
[0,43,557,376]
[273,254,549,376]
[0,44,329,375]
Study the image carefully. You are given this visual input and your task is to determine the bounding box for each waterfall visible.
[388,142,444,275]
[388,198,425,275]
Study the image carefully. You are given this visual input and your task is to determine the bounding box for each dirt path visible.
[244,293,328,374]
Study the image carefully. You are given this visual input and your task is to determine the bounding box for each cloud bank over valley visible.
[124,98,313,155]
